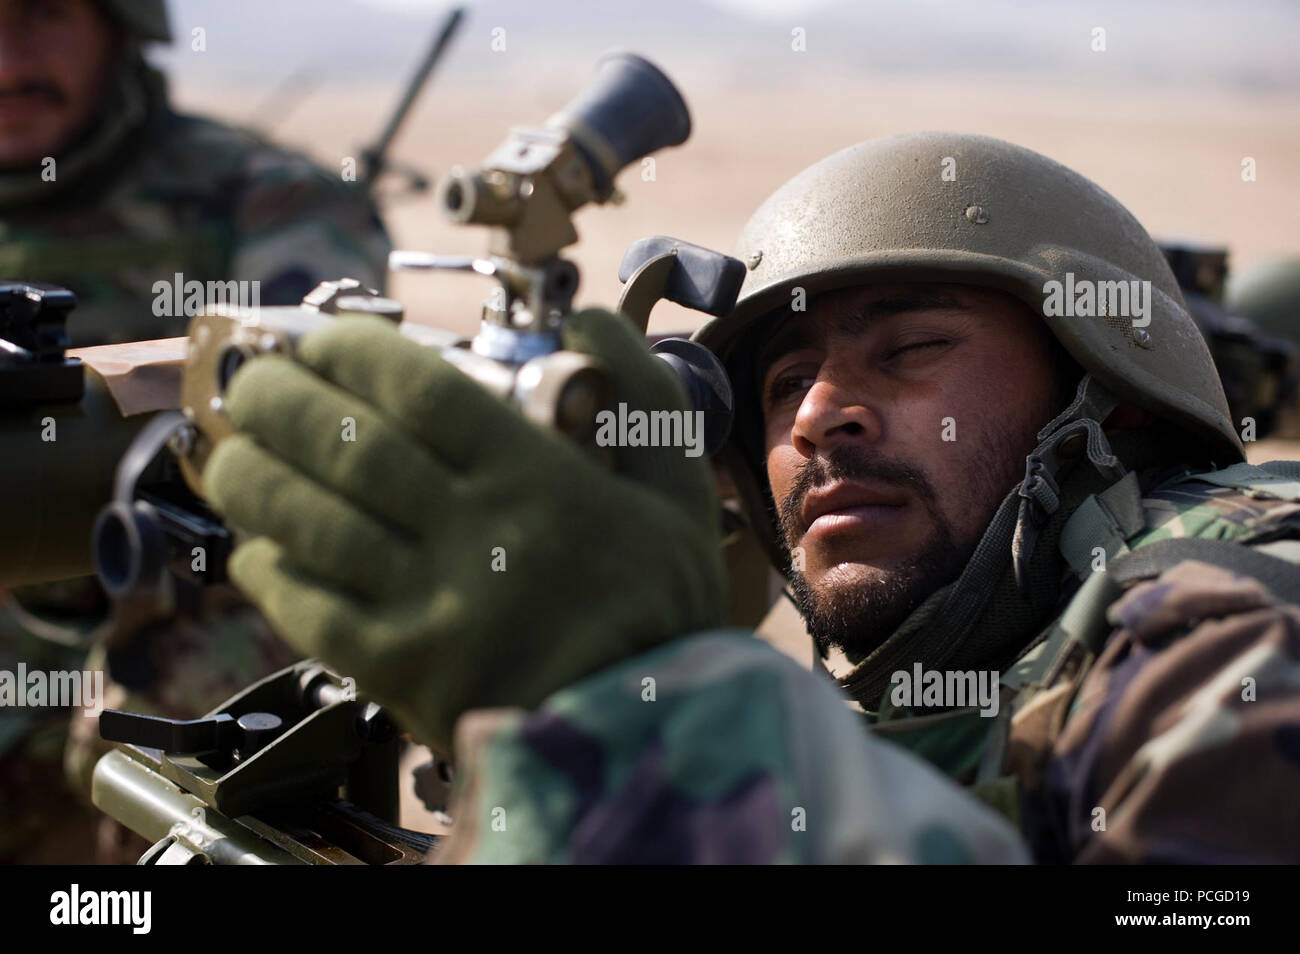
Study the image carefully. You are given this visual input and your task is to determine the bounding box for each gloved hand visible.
[204,308,726,753]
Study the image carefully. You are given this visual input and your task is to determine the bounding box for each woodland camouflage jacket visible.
[434,462,1300,864]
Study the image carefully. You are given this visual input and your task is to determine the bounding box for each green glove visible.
[204,308,726,753]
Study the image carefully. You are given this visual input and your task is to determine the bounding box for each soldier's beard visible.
[778,447,973,662]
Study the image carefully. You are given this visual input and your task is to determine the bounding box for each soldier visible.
[0,0,389,862]
[1159,242,1299,443]
[0,0,389,343]
[199,132,1300,863]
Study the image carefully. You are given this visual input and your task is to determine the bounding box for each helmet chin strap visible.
[1012,375,1125,591]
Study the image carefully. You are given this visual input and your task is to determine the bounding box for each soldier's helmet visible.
[1228,257,1300,345]
[98,0,171,43]
[694,131,1243,567]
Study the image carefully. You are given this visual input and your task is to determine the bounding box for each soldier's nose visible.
[791,380,883,459]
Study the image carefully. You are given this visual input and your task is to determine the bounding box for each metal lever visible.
[99,709,283,759]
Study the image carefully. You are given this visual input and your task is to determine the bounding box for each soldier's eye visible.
[883,338,951,361]
[765,373,816,405]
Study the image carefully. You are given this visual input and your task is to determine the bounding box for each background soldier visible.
[1159,242,1298,444]
[0,0,389,862]
[0,0,389,343]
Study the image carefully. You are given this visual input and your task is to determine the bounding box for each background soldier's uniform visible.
[0,3,390,862]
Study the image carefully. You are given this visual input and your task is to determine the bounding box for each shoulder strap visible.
[1106,536,1300,600]
[1187,460,1300,499]
[986,464,1300,787]
[1059,460,1300,582]
[1021,534,1300,693]
[1058,470,1144,576]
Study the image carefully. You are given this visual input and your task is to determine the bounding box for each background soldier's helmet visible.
[1161,243,1299,440]
[1227,257,1300,437]
[97,0,171,43]
[694,131,1243,567]
[1228,257,1300,345]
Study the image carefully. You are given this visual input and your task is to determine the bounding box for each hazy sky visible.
[139,0,1299,329]
[155,0,1300,95]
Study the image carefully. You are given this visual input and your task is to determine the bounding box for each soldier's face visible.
[760,283,1062,658]
[0,0,119,167]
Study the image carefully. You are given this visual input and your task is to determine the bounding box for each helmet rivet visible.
[964,205,989,225]
[1134,328,1152,347]
[747,251,763,270]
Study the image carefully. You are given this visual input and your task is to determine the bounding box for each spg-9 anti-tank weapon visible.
[86,52,749,863]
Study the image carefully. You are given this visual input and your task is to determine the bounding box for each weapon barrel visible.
[362,5,466,186]
[92,749,304,864]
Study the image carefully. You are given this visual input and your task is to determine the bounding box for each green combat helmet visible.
[694,131,1244,569]
[98,0,172,43]
[1227,257,1300,438]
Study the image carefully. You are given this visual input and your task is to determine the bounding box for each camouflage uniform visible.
[438,635,1027,864]
[0,4,389,862]
[425,134,1300,864]
[430,466,1300,864]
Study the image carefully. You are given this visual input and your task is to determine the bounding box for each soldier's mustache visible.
[0,81,65,105]
[778,447,938,543]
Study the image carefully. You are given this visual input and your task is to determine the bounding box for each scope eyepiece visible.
[549,51,691,195]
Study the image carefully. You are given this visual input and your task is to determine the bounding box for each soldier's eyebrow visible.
[756,293,970,381]
[756,322,814,381]
[858,294,968,324]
